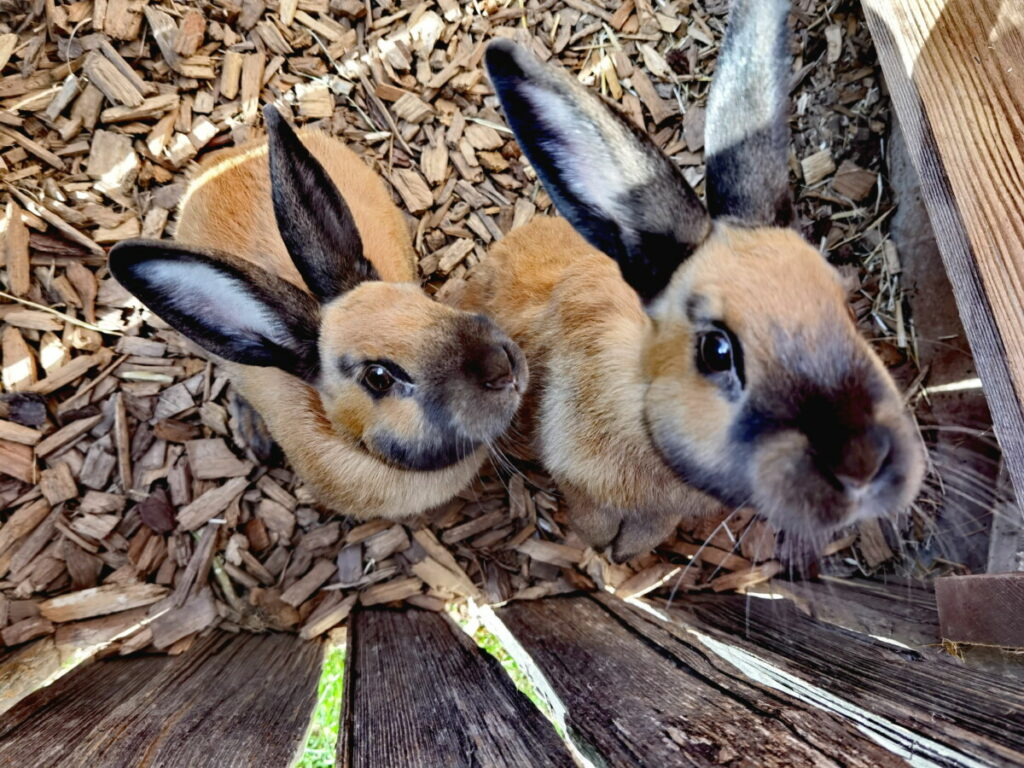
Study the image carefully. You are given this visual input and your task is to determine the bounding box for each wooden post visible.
[861,0,1024,503]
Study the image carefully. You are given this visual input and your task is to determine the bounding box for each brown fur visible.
[463,218,714,556]
[464,217,924,558]
[175,130,519,519]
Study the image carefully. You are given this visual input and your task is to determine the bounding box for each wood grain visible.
[861,0,1024,501]
[339,608,574,768]
[493,595,904,767]
[655,592,1024,767]
[936,572,1024,647]
[0,631,322,767]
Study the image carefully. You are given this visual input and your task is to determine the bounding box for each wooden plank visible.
[0,631,322,767]
[651,592,1024,767]
[491,596,903,767]
[752,576,940,650]
[861,1,1024,503]
[339,608,574,768]
[936,572,1024,648]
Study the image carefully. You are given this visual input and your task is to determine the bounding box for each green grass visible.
[295,617,559,767]
[296,642,346,768]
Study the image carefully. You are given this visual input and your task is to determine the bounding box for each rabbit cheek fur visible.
[641,225,925,542]
[316,284,526,471]
[111,108,526,520]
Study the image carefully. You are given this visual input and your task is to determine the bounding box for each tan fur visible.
[464,217,923,556]
[176,131,494,519]
[177,131,415,284]
[463,218,712,551]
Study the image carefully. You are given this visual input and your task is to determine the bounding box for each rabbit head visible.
[110,106,526,473]
[485,1,924,543]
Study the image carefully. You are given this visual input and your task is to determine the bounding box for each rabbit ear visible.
[109,239,323,381]
[705,0,794,227]
[264,105,378,303]
[485,40,710,303]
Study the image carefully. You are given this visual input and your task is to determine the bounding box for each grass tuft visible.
[296,642,346,768]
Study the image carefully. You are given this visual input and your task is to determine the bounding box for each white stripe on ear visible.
[527,87,651,223]
[138,260,296,349]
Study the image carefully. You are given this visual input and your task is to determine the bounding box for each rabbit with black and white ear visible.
[109,105,526,520]
[464,0,925,560]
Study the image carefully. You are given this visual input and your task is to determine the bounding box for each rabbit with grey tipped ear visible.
[110,106,526,521]
[462,0,925,560]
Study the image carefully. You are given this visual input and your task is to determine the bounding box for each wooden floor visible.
[1,589,1020,768]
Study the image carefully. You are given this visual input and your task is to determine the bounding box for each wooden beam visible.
[936,572,1024,648]
[861,0,1024,502]
[653,592,1024,767]
[752,576,940,650]
[0,631,323,766]
[491,595,904,767]
[339,608,574,768]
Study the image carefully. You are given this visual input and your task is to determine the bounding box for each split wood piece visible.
[38,583,168,623]
[339,608,575,768]
[936,572,1024,649]
[491,595,902,767]
[358,577,422,607]
[176,476,249,531]
[0,419,40,446]
[82,51,143,107]
[1,201,30,296]
[300,593,356,640]
[653,592,1024,767]
[0,631,323,767]
[281,558,336,607]
[862,1,1024,506]
[28,349,113,396]
[0,440,34,484]
[148,588,218,649]
[185,438,250,479]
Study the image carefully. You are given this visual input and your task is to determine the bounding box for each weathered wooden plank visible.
[491,596,903,767]
[753,576,940,650]
[339,608,574,768]
[651,592,1024,767]
[861,0,1024,504]
[936,572,1024,648]
[0,631,322,767]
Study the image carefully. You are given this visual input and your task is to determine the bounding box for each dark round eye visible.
[362,364,394,394]
[698,331,734,374]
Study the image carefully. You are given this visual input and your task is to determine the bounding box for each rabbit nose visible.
[471,343,516,391]
[831,427,892,491]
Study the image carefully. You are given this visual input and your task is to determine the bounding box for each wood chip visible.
[39,583,168,622]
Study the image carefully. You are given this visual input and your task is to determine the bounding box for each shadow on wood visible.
[491,594,903,767]
[0,631,323,767]
[339,607,574,768]
[658,592,1024,767]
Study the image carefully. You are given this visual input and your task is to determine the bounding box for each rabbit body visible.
[463,217,712,556]
[477,0,925,559]
[112,111,525,521]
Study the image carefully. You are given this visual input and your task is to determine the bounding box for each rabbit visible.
[109,105,527,521]
[463,0,926,561]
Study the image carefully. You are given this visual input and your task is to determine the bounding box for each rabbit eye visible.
[698,331,734,374]
[361,364,395,394]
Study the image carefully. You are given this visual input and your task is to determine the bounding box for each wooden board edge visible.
[859,1,1024,507]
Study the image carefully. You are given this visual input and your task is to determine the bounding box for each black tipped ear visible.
[485,40,710,303]
[109,239,323,381]
[263,105,377,303]
[705,0,794,226]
